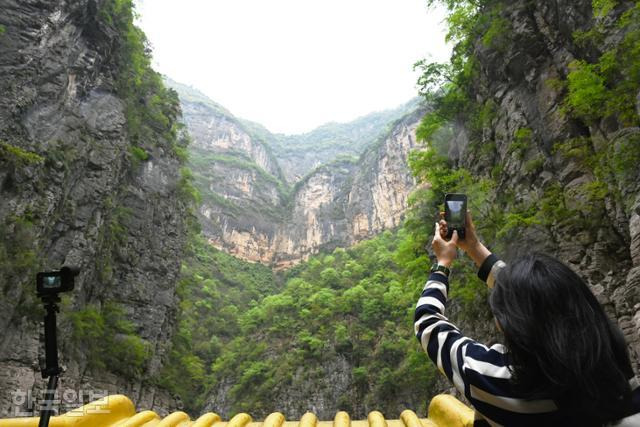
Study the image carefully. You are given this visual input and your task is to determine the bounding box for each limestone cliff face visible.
[170,82,424,268]
[189,106,280,177]
[444,0,640,371]
[0,0,188,416]
[173,79,284,181]
[276,111,421,267]
[273,159,359,268]
[347,112,421,240]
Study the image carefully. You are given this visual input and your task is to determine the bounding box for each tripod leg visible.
[38,375,58,427]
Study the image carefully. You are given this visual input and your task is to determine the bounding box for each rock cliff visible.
[0,0,189,416]
[439,0,640,372]
[169,81,424,268]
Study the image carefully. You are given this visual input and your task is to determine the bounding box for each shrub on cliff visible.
[69,303,151,378]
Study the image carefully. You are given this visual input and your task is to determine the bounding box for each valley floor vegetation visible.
[157,231,444,416]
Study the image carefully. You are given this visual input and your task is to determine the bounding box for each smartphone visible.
[444,193,467,239]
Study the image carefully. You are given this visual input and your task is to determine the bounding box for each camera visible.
[36,266,79,297]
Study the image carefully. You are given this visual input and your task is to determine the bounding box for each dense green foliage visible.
[559,0,640,214]
[414,0,500,144]
[129,145,149,163]
[404,146,498,307]
[99,0,183,161]
[157,236,280,412]
[566,1,640,127]
[155,0,537,416]
[406,1,508,283]
[159,230,442,417]
[69,302,151,377]
[214,230,438,416]
[53,0,640,416]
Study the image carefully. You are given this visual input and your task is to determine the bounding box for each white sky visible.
[135,0,451,134]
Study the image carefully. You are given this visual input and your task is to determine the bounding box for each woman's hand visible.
[432,221,458,267]
[439,211,491,267]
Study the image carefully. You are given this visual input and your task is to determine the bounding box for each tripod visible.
[38,294,62,427]
[35,266,79,427]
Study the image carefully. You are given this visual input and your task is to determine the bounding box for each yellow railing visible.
[0,394,474,427]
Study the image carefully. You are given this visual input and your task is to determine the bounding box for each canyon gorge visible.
[0,0,639,422]
[171,78,425,269]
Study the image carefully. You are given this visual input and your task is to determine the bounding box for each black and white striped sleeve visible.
[414,271,559,426]
[414,272,483,393]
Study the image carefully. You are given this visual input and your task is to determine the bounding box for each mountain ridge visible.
[164,76,420,145]
[167,77,426,268]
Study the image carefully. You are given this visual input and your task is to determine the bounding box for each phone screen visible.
[446,199,465,228]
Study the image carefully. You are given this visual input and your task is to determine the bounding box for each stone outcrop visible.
[445,0,640,372]
[346,114,420,240]
[0,0,188,416]
[172,79,284,181]
[170,81,424,268]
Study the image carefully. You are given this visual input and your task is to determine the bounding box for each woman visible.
[414,213,640,426]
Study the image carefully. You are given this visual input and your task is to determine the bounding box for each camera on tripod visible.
[36,266,79,297]
[36,265,80,427]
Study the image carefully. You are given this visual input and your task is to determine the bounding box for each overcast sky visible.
[135,0,451,134]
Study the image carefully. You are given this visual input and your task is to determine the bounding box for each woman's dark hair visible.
[488,253,634,425]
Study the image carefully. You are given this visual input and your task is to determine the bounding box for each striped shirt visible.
[414,256,640,426]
